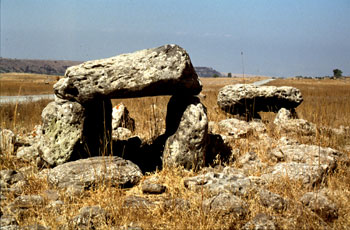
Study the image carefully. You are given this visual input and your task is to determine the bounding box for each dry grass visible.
[0,73,60,96]
[1,75,350,229]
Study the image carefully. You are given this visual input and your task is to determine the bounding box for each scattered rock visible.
[112,127,133,141]
[0,129,16,155]
[242,213,278,230]
[112,103,135,132]
[236,152,267,174]
[141,178,166,194]
[47,156,143,190]
[54,44,202,103]
[217,84,303,120]
[269,143,346,170]
[259,189,288,212]
[184,167,253,197]
[0,170,25,186]
[123,196,155,209]
[163,95,208,170]
[300,191,338,221]
[70,206,109,229]
[218,118,266,138]
[261,162,329,187]
[0,215,18,228]
[274,108,316,135]
[203,192,248,217]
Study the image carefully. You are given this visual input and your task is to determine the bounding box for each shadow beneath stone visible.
[206,134,233,166]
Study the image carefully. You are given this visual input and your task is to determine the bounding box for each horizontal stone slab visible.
[54,44,202,103]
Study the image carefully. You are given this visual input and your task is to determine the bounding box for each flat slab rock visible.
[54,44,202,103]
[184,167,254,197]
[47,156,143,189]
[217,84,303,115]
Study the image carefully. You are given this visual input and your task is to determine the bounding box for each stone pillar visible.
[163,95,208,170]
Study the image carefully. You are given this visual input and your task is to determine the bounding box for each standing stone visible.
[163,95,208,170]
[54,44,202,103]
[217,84,303,120]
[38,99,112,167]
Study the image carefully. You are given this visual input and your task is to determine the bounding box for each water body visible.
[0,79,275,104]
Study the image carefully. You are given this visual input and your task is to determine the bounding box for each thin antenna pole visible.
[241,51,245,81]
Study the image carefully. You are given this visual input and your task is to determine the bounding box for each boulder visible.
[269,143,346,170]
[69,206,109,229]
[202,192,248,217]
[112,103,135,132]
[47,156,142,190]
[54,44,202,103]
[184,167,253,197]
[274,108,316,135]
[163,95,208,170]
[300,191,338,221]
[217,84,303,120]
[217,118,266,138]
[261,162,329,187]
[0,129,16,155]
[259,189,288,212]
[242,213,278,230]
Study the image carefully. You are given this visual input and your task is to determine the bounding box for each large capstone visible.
[54,44,202,103]
[163,95,208,170]
[217,84,303,120]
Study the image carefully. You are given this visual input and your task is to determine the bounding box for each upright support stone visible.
[163,95,208,170]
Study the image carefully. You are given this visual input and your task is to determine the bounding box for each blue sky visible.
[1,0,349,77]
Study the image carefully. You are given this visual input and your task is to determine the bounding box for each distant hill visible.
[0,58,222,77]
[194,67,222,77]
[0,58,82,76]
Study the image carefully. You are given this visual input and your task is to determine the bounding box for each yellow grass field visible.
[0,74,349,229]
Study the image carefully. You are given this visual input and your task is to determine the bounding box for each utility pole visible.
[241,51,245,82]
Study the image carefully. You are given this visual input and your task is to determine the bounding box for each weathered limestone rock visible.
[112,103,135,132]
[69,206,109,229]
[141,177,167,194]
[269,143,346,170]
[184,167,253,197]
[202,192,248,217]
[54,44,202,103]
[163,95,208,170]
[274,108,316,135]
[236,151,267,174]
[242,213,278,230]
[261,162,329,187]
[37,99,112,167]
[47,156,142,190]
[300,191,338,221]
[217,84,303,120]
[259,189,288,212]
[218,118,266,138]
[0,129,16,155]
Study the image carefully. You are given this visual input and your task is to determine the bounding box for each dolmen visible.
[217,84,303,120]
[23,44,208,171]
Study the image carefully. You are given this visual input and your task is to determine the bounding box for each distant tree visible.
[213,74,219,78]
[228,72,232,78]
[333,69,342,78]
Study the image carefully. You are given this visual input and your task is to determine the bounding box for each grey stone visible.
[218,118,266,138]
[10,195,45,209]
[112,103,135,132]
[261,162,329,187]
[184,167,253,197]
[259,189,288,212]
[242,213,277,230]
[112,127,133,141]
[0,129,16,155]
[269,143,346,170]
[123,196,155,209]
[70,206,108,229]
[21,224,51,230]
[47,156,142,189]
[38,99,113,167]
[142,182,166,194]
[217,84,303,120]
[300,191,338,221]
[54,44,202,103]
[274,108,316,135]
[0,215,18,228]
[236,152,267,174]
[203,192,248,217]
[0,170,25,186]
[163,95,208,170]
